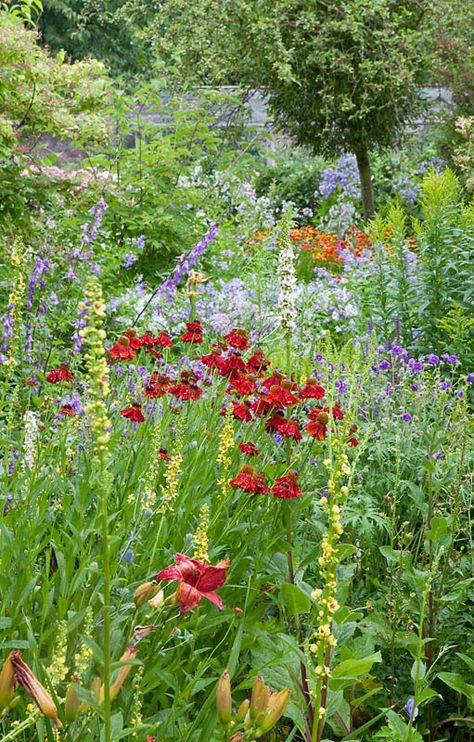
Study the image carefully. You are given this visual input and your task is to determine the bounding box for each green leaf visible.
[456,652,474,674]
[411,659,426,682]
[279,582,311,615]
[331,652,382,680]
[437,672,474,707]
[426,516,448,541]
[379,545,402,564]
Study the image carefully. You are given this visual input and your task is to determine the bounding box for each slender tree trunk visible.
[355,147,375,221]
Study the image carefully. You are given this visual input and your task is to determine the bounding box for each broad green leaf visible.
[411,659,426,682]
[437,672,474,707]
[332,652,382,680]
[279,582,311,615]
[426,516,448,541]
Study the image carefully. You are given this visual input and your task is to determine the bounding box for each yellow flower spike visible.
[193,504,210,563]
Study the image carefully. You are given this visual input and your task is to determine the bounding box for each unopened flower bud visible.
[148,589,165,610]
[10,651,62,728]
[256,688,291,734]
[134,581,159,606]
[64,680,81,722]
[250,676,269,720]
[216,670,232,724]
[235,698,249,722]
[107,646,136,701]
[0,655,15,709]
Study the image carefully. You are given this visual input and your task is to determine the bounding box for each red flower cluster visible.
[46,363,74,383]
[229,465,270,494]
[180,321,204,343]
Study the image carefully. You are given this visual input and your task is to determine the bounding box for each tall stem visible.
[100,450,112,742]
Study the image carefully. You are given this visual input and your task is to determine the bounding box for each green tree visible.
[147,0,430,219]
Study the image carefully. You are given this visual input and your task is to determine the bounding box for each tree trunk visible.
[355,148,375,221]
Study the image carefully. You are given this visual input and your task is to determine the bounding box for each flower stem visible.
[100,450,112,742]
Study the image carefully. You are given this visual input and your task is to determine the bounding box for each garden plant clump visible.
[0,1,474,741]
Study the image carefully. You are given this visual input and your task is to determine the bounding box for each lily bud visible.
[255,688,291,734]
[107,646,136,701]
[230,734,244,742]
[148,589,165,610]
[64,680,81,722]
[216,670,232,724]
[91,677,102,701]
[134,581,159,606]
[10,651,62,728]
[0,655,15,709]
[235,698,249,722]
[249,676,269,720]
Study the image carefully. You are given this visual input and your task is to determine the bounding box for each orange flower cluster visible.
[290,226,371,266]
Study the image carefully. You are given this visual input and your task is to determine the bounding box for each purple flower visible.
[428,354,439,365]
[405,698,418,720]
[466,372,474,384]
[457,389,464,398]
[408,358,423,373]
[442,353,458,364]
[434,448,443,460]
[402,412,412,422]
[391,345,403,355]
[441,381,451,390]
[411,384,419,392]
[379,360,390,371]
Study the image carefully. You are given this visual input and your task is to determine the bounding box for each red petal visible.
[178,582,202,613]
[201,591,223,610]
[196,565,228,592]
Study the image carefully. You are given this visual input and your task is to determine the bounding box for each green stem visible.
[100,450,112,742]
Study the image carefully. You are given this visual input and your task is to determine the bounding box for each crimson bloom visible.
[46,363,74,383]
[139,331,158,347]
[277,418,302,441]
[169,373,202,401]
[215,354,247,379]
[158,447,171,461]
[299,378,326,400]
[223,328,250,350]
[58,404,76,416]
[120,403,145,423]
[180,321,204,343]
[272,471,302,499]
[229,400,253,422]
[305,405,344,440]
[124,328,143,350]
[108,336,136,361]
[229,464,270,494]
[347,424,359,447]
[238,442,260,456]
[246,349,271,374]
[156,553,229,613]
[153,331,173,348]
[263,384,300,408]
[228,373,257,396]
[144,373,170,398]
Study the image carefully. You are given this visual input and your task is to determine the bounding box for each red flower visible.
[223,328,250,350]
[180,321,204,343]
[201,350,222,368]
[305,405,344,440]
[277,419,302,440]
[58,404,76,416]
[263,384,299,408]
[229,464,270,493]
[238,442,260,456]
[252,396,274,417]
[229,400,253,422]
[158,447,171,461]
[139,330,158,347]
[108,336,136,361]
[143,373,170,398]
[246,349,270,374]
[169,379,202,401]
[228,373,257,396]
[261,370,285,390]
[272,471,302,499]
[156,553,229,613]
[347,424,359,447]
[153,331,173,348]
[124,329,143,350]
[215,354,247,379]
[299,378,326,400]
[265,412,285,432]
[46,363,74,383]
[120,403,145,423]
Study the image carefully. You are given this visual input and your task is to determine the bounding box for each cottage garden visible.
[1,2,474,741]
